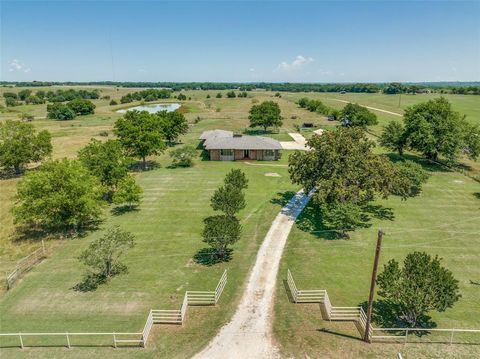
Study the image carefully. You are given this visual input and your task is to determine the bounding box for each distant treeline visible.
[1,81,480,95]
[120,88,171,103]
[2,88,99,107]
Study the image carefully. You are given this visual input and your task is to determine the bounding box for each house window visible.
[264,150,275,157]
[220,149,233,156]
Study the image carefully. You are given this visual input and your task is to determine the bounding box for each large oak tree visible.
[248,101,283,131]
[0,120,52,174]
[114,110,166,169]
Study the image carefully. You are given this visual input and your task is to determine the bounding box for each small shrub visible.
[98,130,109,137]
[109,99,118,106]
[170,145,196,167]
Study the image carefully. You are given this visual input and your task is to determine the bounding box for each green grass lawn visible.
[274,160,480,358]
[1,88,480,358]
[0,154,297,358]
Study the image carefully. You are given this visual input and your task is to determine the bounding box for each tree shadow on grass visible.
[72,273,107,292]
[11,224,94,243]
[386,152,450,173]
[474,193,480,200]
[359,300,437,336]
[270,191,297,208]
[193,248,232,266]
[295,203,341,240]
[362,204,395,221]
[0,168,23,180]
[128,160,160,172]
[73,266,128,292]
[111,205,140,216]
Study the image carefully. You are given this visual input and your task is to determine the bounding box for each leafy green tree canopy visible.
[224,168,249,190]
[249,101,283,131]
[114,110,166,169]
[403,97,471,162]
[377,251,461,327]
[0,120,52,174]
[79,226,135,279]
[202,215,241,259]
[340,103,378,128]
[380,120,407,156]
[47,103,76,120]
[391,160,430,198]
[289,127,397,206]
[112,175,143,209]
[210,185,246,217]
[67,98,96,116]
[156,110,188,145]
[78,139,131,193]
[13,159,104,232]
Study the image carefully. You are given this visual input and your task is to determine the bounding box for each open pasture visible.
[1,87,479,358]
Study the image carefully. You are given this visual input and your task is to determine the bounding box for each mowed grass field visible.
[0,154,298,358]
[274,164,480,358]
[0,87,479,358]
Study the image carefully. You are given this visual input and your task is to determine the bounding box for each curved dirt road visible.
[329,98,402,117]
[193,189,314,359]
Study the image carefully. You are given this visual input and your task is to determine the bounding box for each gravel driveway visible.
[193,189,314,359]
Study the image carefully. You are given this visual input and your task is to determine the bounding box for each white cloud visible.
[137,68,147,73]
[249,68,255,72]
[9,59,31,73]
[275,55,314,72]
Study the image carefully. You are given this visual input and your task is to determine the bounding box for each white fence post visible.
[113,332,117,348]
[19,333,24,349]
[66,332,71,348]
[450,329,454,345]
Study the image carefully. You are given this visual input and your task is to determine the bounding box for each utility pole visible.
[364,229,384,343]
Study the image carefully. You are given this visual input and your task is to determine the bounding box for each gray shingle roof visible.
[204,134,282,150]
[199,129,233,141]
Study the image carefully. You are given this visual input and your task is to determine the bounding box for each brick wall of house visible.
[209,149,220,160]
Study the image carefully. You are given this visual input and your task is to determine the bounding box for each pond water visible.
[116,103,181,114]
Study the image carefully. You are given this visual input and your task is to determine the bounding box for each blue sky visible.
[1,1,479,82]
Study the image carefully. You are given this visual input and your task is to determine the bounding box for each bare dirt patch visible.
[265,172,281,177]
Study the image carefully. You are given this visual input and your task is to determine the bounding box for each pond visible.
[116,103,181,114]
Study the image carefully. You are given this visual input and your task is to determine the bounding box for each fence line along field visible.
[0,270,228,349]
[1,86,480,358]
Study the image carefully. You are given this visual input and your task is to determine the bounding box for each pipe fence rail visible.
[0,269,227,349]
[5,241,46,290]
[287,269,478,345]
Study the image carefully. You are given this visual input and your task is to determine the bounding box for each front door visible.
[243,150,250,159]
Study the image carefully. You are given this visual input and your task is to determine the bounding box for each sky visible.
[0,0,479,83]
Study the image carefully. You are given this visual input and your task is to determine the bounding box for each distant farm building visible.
[199,130,281,161]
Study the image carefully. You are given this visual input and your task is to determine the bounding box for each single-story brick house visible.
[199,130,282,161]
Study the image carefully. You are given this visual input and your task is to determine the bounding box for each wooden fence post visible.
[450,329,454,345]
[66,332,71,348]
[19,333,24,349]
[404,329,408,344]
[5,272,10,290]
[41,240,46,256]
